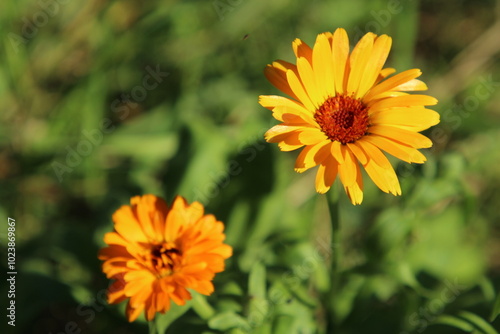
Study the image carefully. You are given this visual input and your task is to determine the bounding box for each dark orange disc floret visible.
[147,243,182,277]
[314,94,370,144]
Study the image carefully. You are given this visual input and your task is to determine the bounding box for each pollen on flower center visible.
[314,94,370,144]
[148,243,182,277]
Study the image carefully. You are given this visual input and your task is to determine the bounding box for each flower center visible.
[147,243,182,277]
[314,94,370,144]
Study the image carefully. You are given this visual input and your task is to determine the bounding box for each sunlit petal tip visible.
[346,187,363,205]
[292,38,313,61]
[294,167,308,173]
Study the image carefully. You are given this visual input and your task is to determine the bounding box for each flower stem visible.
[149,317,159,334]
[325,186,341,333]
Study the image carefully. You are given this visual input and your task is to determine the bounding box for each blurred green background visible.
[1,0,500,333]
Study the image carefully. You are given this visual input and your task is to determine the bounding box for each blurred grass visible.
[1,0,500,333]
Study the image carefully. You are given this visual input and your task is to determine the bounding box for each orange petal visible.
[292,38,313,62]
[295,140,331,172]
[112,206,148,243]
[264,60,299,100]
[126,302,144,322]
[194,280,214,295]
[315,156,338,193]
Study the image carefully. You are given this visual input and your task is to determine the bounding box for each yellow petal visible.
[297,57,323,107]
[363,160,401,195]
[370,107,440,131]
[375,68,396,84]
[393,79,428,91]
[315,156,338,193]
[286,69,316,111]
[295,141,331,172]
[330,141,345,163]
[339,149,357,187]
[331,28,350,95]
[347,142,368,165]
[265,125,306,142]
[368,125,432,148]
[356,139,392,169]
[343,162,364,205]
[279,142,304,151]
[347,32,375,97]
[313,33,335,99]
[281,111,315,125]
[363,69,422,103]
[357,35,392,98]
[276,131,305,151]
[258,95,315,124]
[367,92,409,107]
[369,95,438,111]
[298,128,328,145]
[259,95,309,113]
[361,135,427,163]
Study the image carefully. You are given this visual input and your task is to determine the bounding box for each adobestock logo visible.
[8,0,71,53]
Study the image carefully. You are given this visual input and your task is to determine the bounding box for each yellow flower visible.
[260,28,439,204]
[98,195,232,322]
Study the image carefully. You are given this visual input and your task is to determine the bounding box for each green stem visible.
[325,187,341,333]
[149,316,158,334]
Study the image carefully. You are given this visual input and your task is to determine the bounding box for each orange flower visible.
[98,195,232,322]
[260,28,439,204]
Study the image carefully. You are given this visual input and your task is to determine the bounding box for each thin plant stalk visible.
[149,317,158,334]
[325,185,341,333]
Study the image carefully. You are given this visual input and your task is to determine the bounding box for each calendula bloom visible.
[260,28,439,204]
[98,195,232,322]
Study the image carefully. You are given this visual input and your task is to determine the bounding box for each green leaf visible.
[458,311,499,334]
[192,292,215,320]
[248,262,269,328]
[208,311,249,331]
[434,314,475,332]
[490,293,500,322]
[249,262,267,299]
[333,274,365,322]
